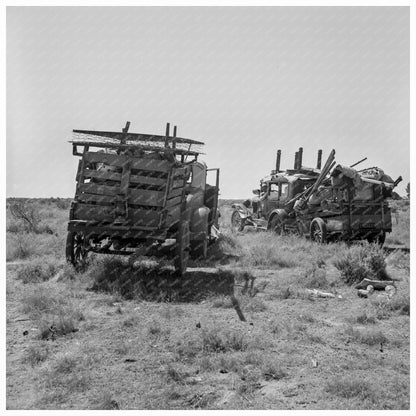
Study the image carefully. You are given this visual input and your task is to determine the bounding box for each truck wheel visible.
[310,218,327,243]
[231,211,245,232]
[269,215,285,235]
[66,231,89,268]
[174,220,190,276]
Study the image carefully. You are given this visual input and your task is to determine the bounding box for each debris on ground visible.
[355,278,396,290]
[357,285,375,298]
[356,280,397,299]
[305,289,341,299]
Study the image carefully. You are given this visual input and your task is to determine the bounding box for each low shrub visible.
[17,258,61,284]
[261,360,287,381]
[202,328,247,353]
[40,351,90,395]
[218,355,242,373]
[166,364,188,384]
[302,264,328,289]
[6,232,37,260]
[371,292,410,317]
[344,326,388,346]
[235,366,262,397]
[333,244,389,285]
[212,295,234,309]
[147,320,162,336]
[21,285,85,338]
[354,311,377,325]
[243,297,267,312]
[38,309,83,340]
[326,377,376,400]
[386,250,410,271]
[23,343,50,366]
[21,288,63,317]
[242,244,297,268]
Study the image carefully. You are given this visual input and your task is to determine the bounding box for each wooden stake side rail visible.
[83,151,173,173]
[72,129,205,145]
[74,204,163,226]
[73,142,202,157]
[73,151,190,229]
[67,221,170,240]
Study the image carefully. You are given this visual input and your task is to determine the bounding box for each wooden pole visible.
[317,149,322,169]
[164,122,170,148]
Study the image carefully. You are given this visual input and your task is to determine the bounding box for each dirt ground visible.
[5,199,410,410]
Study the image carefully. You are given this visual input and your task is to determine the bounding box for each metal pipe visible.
[298,147,303,170]
[317,149,322,169]
[164,122,170,147]
[350,157,367,168]
[276,150,281,172]
[172,125,177,149]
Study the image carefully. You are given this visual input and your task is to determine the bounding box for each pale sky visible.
[7,6,409,198]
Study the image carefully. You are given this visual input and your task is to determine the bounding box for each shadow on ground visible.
[89,260,236,303]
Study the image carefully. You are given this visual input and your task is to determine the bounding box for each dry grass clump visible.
[301,263,328,289]
[175,332,202,360]
[7,231,65,261]
[39,351,90,401]
[17,257,62,284]
[269,319,307,340]
[212,295,234,309]
[38,310,83,340]
[90,394,120,410]
[241,296,267,312]
[217,231,243,254]
[147,320,168,337]
[344,325,388,346]
[386,250,410,271]
[261,359,288,381]
[246,245,298,268]
[21,287,65,318]
[22,343,50,367]
[385,200,410,246]
[202,328,247,353]
[235,366,262,397]
[371,292,410,318]
[333,244,389,285]
[21,285,85,339]
[325,377,377,401]
[6,232,37,260]
[165,364,190,384]
[232,232,341,270]
[353,311,377,325]
[159,304,186,320]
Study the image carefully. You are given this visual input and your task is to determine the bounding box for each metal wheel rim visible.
[312,223,322,242]
[272,218,283,234]
[74,233,88,263]
[232,212,242,230]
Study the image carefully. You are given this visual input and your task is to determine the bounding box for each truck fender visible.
[267,209,288,229]
[190,206,210,241]
[231,203,250,219]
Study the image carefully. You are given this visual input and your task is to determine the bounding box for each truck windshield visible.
[191,163,206,190]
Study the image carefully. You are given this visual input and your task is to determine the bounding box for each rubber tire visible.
[174,220,190,276]
[190,214,209,258]
[190,237,208,259]
[231,210,245,232]
[269,215,285,235]
[66,231,89,267]
[310,218,327,243]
